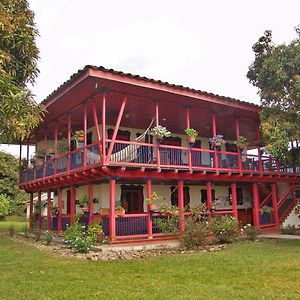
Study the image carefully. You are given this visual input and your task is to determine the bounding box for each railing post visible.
[54,124,58,175]
[67,114,71,172]
[83,103,87,168]
[29,192,33,230]
[38,191,42,231]
[70,186,76,225]
[102,93,106,164]
[231,183,238,219]
[88,184,94,225]
[57,188,62,233]
[206,182,212,219]
[47,190,52,231]
[271,183,279,227]
[146,179,153,239]
[109,178,116,242]
[252,183,260,227]
[178,180,185,233]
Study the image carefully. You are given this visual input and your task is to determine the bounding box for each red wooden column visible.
[186,107,192,168]
[92,100,102,161]
[70,186,76,225]
[83,103,87,167]
[146,179,153,238]
[109,178,116,242]
[67,114,71,171]
[29,192,33,229]
[212,113,218,169]
[206,182,212,219]
[155,102,161,168]
[231,183,238,219]
[101,93,106,164]
[47,190,52,231]
[178,180,185,233]
[57,188,63,233]
[256,125,263,173]
[88,184,94,225]
[105,96,127,163]
[54,124,58,175]
[235,119,242,171]
[43,128,48,178]
[37,191,42,230]
[271,183,279,227]
[252,183,260,227]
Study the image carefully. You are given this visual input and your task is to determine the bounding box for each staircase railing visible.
[278,185,296,222]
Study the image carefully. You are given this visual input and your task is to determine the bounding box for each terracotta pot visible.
[148,204,156,211]
[81,206,89,212]
[100,208,109,217]
[187,136,196,144]
[116,209,125,216]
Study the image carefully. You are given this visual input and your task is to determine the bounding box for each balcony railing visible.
[19,139,299,185]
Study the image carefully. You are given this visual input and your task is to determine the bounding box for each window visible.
[201,189,215,204]
[170,186,190,209]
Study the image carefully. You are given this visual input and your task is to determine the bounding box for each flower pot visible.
[76,136,84,142]
[81,206,89,212]
[100,208,109,217]
[238,147,244,155]
[148,204,157,211]
[187,136,196,144]
[116,208,125,216]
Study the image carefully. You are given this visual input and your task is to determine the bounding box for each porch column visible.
[88,184,94,225]
[186,107,192,168]
[178,180,185,233]
[70,186,76,225]
[271,183,279,227]
[235,119,242,171]
[29,192,33,229]
[92,100,102,162]
[83,103,87,167]
[212,113,218,169]
[101,93,106,163]
[109,178,116,241]
[43,128,48,178]
[54,124,58,175]
[38,191,42,230]
[155,102,161,168]
[67,114,71,171]
[206,182,212,219]
[256,125,263,173]
[57,188,63,233]
[146,179,153,238]
[47,190,52,231]
[231,183,238,219]
[252,183,260,227]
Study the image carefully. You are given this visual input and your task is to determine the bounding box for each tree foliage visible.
[0,0,45,143]
[0,151,28,214]
[247,27,300,159]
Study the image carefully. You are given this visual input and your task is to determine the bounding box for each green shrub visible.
[33,228,41,241]
[0,194,10,220]
[280,224,297,235]
[23,225,29,238]
[211,215,239,243]
[63,215,107,253]
[180,218,210,249]
[45,231,54,246]
[242,224,260,241]
[8,223,15,237]
[153,216,179,235]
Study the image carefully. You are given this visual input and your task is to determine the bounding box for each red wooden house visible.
[19,65,300,243]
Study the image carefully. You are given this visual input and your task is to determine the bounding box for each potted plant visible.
[235,136,248,154]
[30,156,36,166]
[209,134,225,150]
[150,125,171,143]
[78,195,89,212]
[56,139,69,155]
[74,130,85,142]
[100,208,109,217]
[260,205,273,215]
[184,128,198,144]
[35,148,46,160]
[51,205,59,215]
[115,203,125,216]
[146,191,159,211]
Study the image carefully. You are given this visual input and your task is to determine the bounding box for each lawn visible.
[0,215,27,232]
[0,235,299,300]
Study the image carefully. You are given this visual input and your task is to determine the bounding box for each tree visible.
[0,0,45,143]
[0,151,28,214]
[247,27,300,160]
[0,194,10,220]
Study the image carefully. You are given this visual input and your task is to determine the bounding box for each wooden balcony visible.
[19,139,300,189]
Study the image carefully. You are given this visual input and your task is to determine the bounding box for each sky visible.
[1,0,300,157]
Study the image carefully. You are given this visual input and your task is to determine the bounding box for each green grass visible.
[0,215,28,232]
[0,237,299,299]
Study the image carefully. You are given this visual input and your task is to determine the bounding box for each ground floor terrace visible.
[28,174,299,242]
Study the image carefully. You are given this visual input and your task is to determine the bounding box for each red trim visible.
[231,183,238,218]
[88,184,93,225]
[106,96,127,163]
[38,191,42,230]
[252,183,259,227]
[57,188,62,233]
[109,179,116,241]
[178,180,184,233]
[92,99,102,162]
[146,179,153,238]
[47,190,51,230]
[206,182,212,219]
[29,193,33,229]
[83,104,87,168]
[186,107,191,129]
[70,186,76,224]
[67,114,71,172]
[102,94,106,164]
[271,183,279,226]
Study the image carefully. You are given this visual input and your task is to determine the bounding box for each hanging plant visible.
[209,134,225,147]
[235,136,249,148]
[185,128,198,144]
[150,126,171,139]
